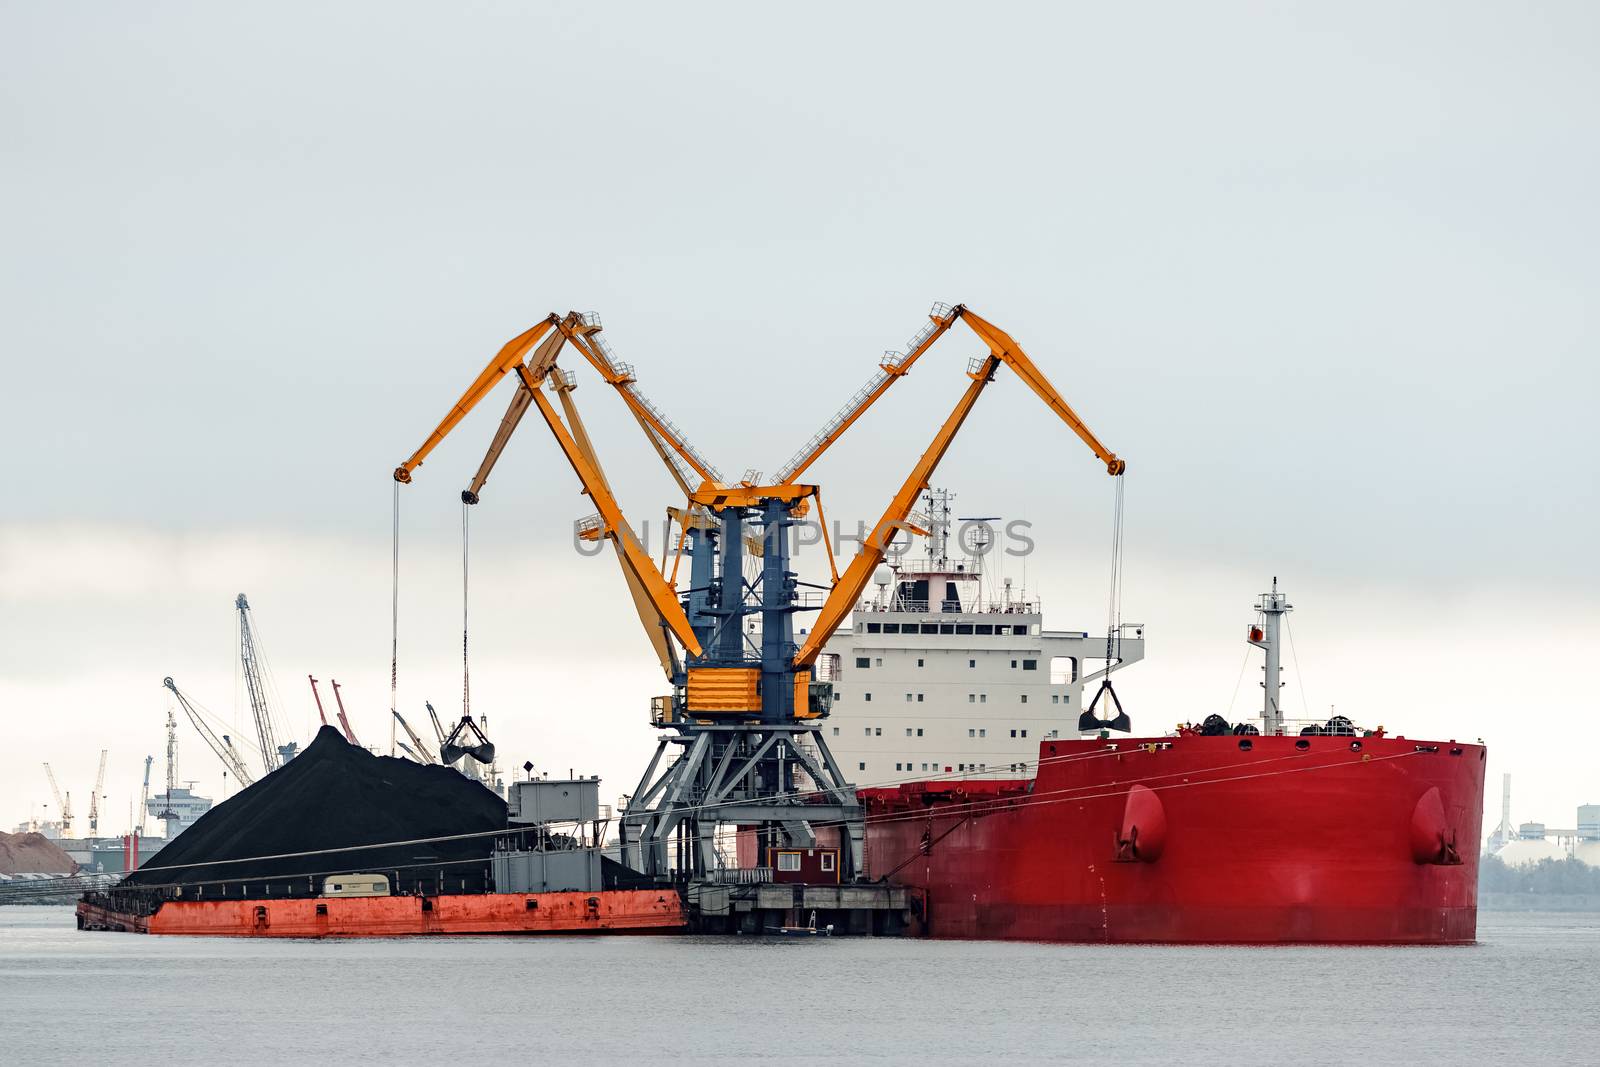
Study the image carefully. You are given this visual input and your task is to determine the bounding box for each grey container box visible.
[491,849,602,894]
[506,777,600,825]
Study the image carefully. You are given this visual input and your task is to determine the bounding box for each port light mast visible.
[1247,578,1293,735]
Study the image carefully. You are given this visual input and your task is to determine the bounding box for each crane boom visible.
[392,709,437,764]
[552,369,682,677]
[88,749,107,835]
[162,677,256,787]
[516,364,704,657]
[329,679,361,748]
[956,308,1125,475]
[774,303,960,484]
[461,322,570,504]
[394,315,560,483]
[561,316,724,486]
[237,593,295,772]
[776,304,1123,484]
[795,354,1002,666]
[138,755,153,836]
[42,763,70,836]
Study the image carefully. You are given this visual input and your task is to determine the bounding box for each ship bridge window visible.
[884,623,900,633]
[956,624,974,635]
[976,624,994,635]
[940,624,955,634]
[921,623,938,634]
[867,623,881,633]
[1023,660,1037,670]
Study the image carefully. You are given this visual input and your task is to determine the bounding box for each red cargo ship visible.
[861,732,1482,944]
[821,561,1485,944]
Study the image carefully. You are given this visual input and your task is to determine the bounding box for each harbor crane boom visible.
[790,305,1123,665]
[392,708,437,764]
[394,313,716,673]
[237,593,296,772]
[138,755,153,836]
[328,679,362,748]
[162,677,256,788]
[42,764,71,836]
[88,749,107,836]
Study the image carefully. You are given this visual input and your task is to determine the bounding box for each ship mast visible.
[1248,578,1293,735]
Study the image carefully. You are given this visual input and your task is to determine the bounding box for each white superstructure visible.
[813,498,1143,784]
[147,785,212,840]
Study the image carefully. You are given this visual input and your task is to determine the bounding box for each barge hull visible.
[77,888,684,937]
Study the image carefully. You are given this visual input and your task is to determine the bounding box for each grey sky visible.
[3,3,1596,829]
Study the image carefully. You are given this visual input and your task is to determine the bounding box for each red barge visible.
[77,888,684,938]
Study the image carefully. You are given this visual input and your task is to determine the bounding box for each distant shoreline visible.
[1480,892,1600,912]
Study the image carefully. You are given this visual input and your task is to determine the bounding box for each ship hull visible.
[862,733,1485,944]
[76,888,685,938]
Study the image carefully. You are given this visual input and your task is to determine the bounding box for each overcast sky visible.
[3,3,1595,837]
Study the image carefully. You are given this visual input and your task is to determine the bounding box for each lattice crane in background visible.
[42,763,71,837]
[391,302,1124,883]
[162,677,256,788]
[87,749,107,836]
[137,755,153,836]
[237,593,297,773]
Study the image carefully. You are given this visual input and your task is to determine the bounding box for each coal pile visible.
[123,725,505,897]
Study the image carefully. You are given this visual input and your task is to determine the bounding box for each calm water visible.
[2,906,1596,1065]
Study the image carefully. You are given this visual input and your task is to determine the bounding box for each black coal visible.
[124,725,506,897]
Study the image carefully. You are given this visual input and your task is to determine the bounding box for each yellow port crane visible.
[390,302,1123,880]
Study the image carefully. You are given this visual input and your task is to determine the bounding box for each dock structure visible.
[686,878,914,936]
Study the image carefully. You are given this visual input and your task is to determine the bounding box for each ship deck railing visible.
[854,599,1042,615]
[704,866,774,886]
